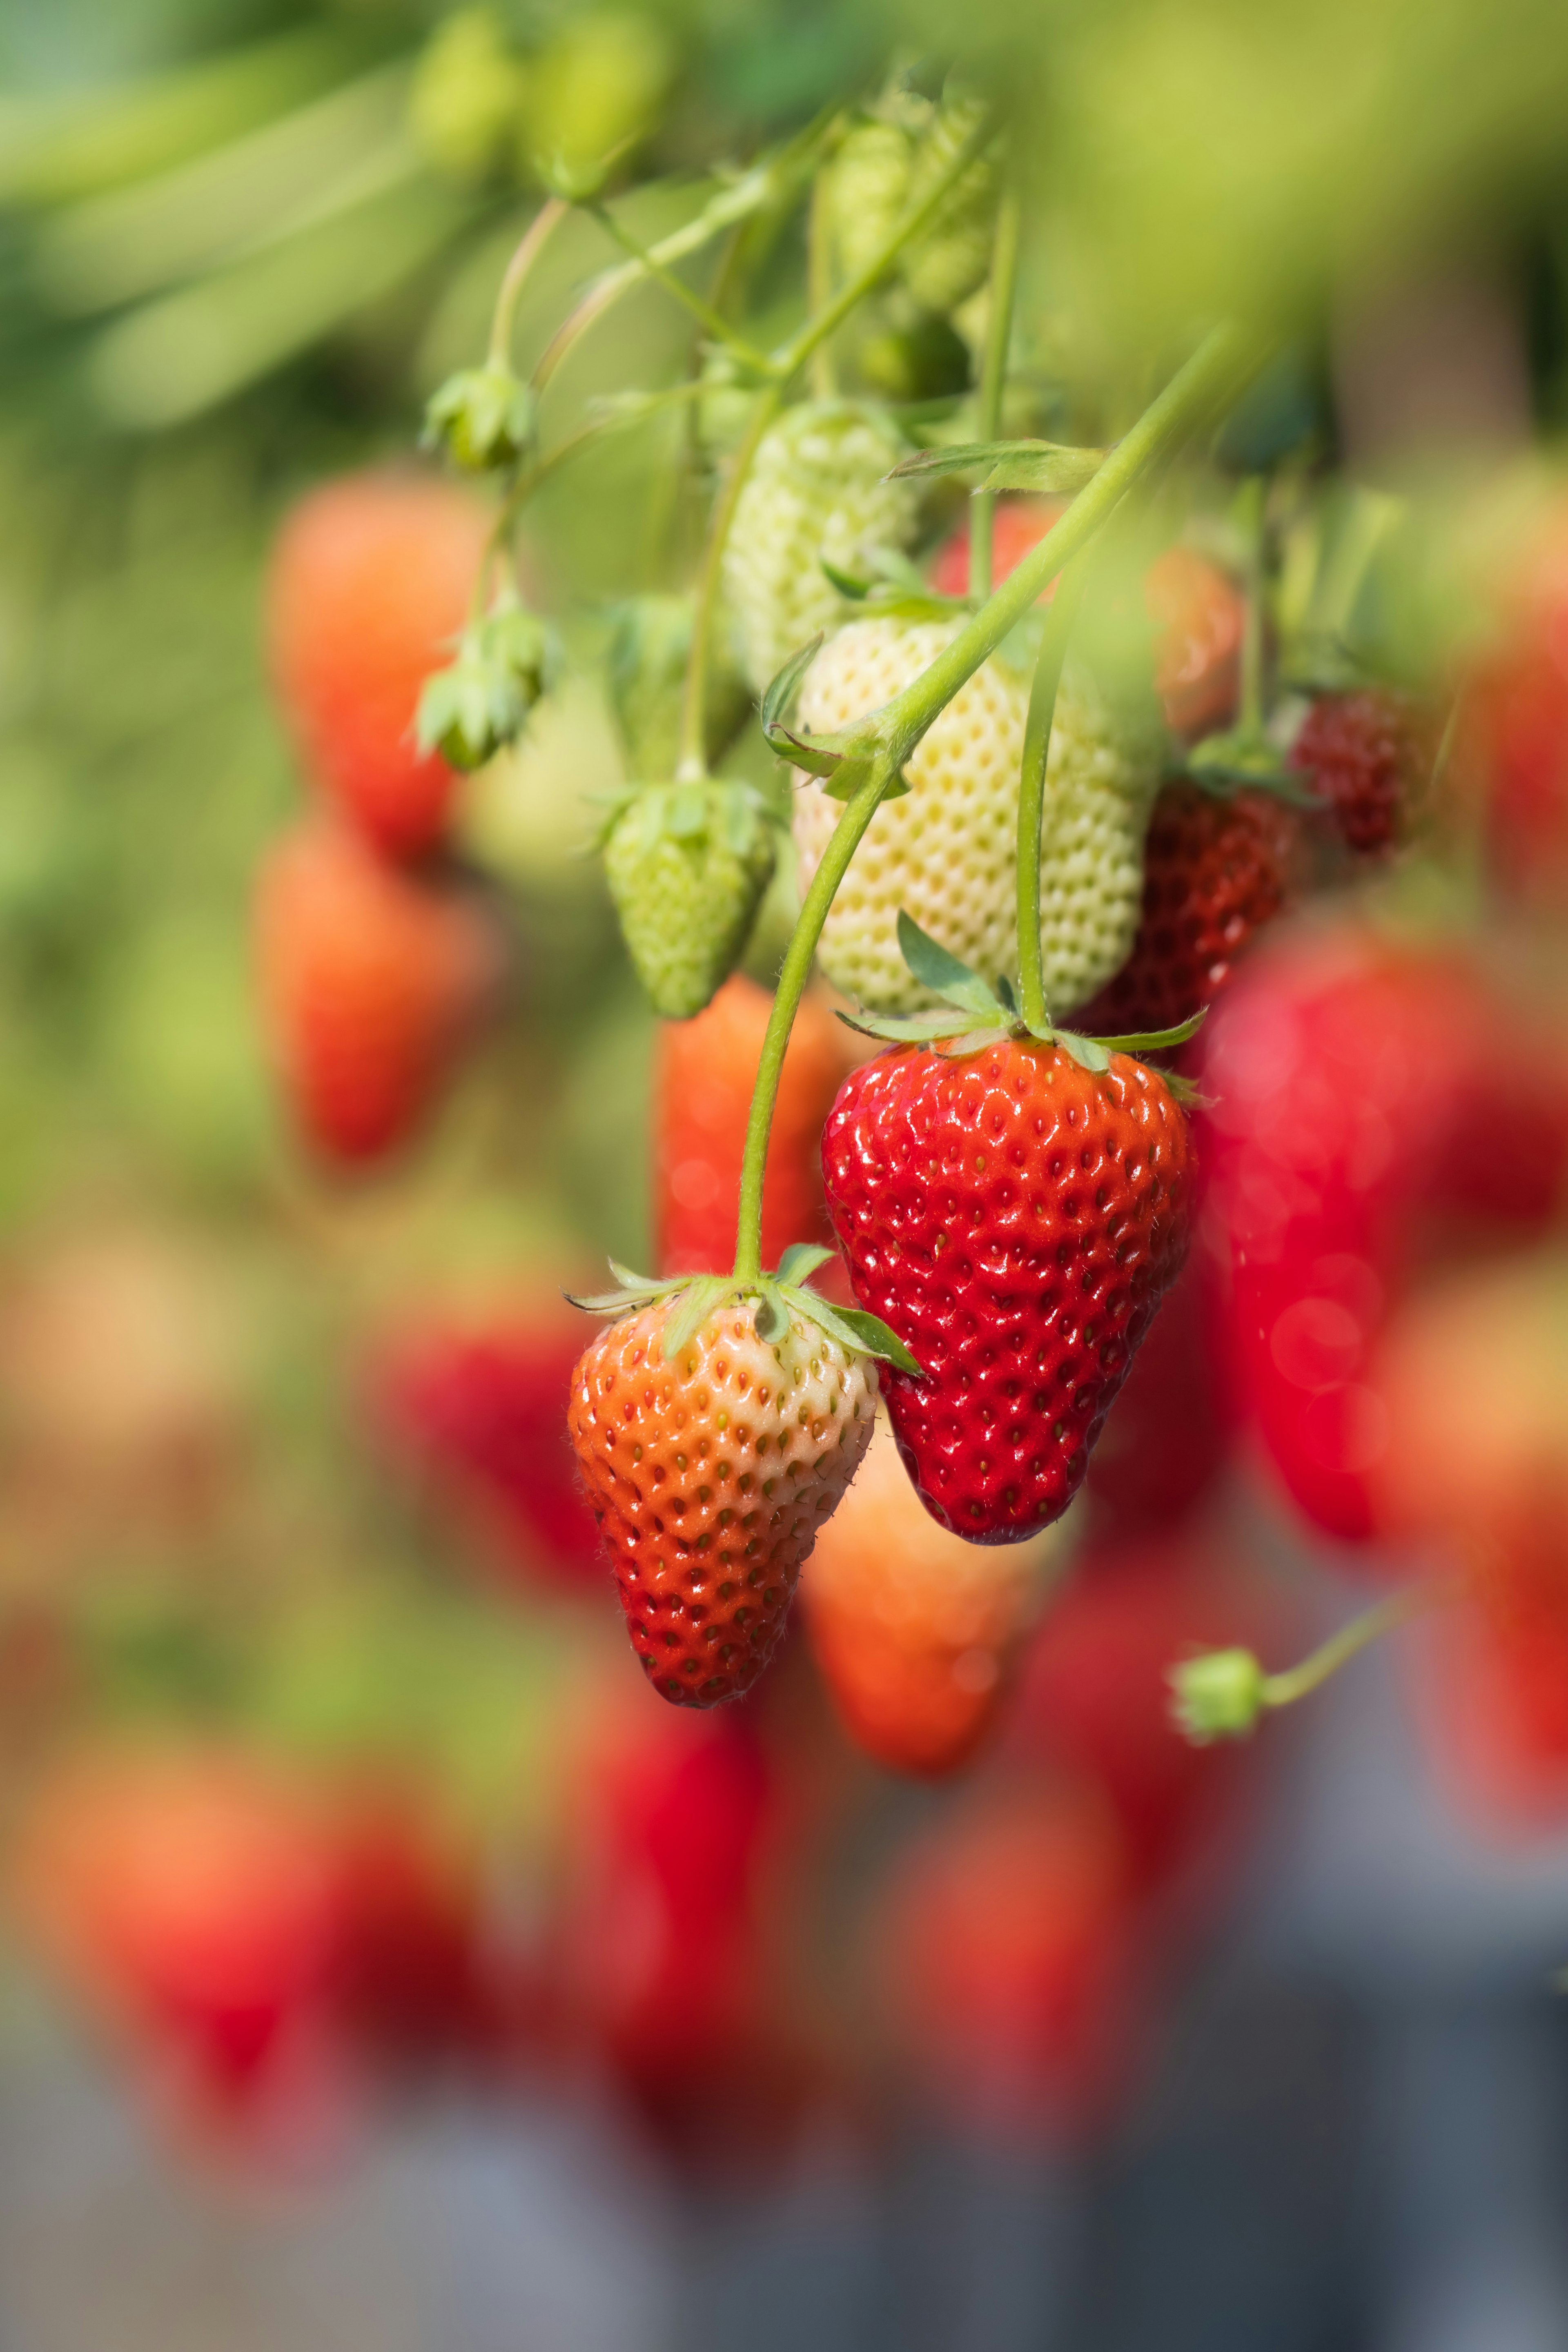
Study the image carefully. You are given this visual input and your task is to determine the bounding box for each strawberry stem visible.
[486,196,570,371]
[676,380,786,780]
[968,174,1022,606]
[1015,547,1091,1035]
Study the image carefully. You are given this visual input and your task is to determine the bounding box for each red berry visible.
[1458,502,1568,906]
[655,976,847,1281]
[1143,545,1244,740]
[929,496,1066,598]
[1084,1262,1237,1537]
[821,1039,1196,1543]
[267,473,489,861]
[1288,687,1431,855]
[1076,783,1300,1038]
[256,820,504,1165]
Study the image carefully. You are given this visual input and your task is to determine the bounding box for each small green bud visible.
[423,365,535,472]
[417,598,558,771]
[1169,1647,1270,1744]
[409,9,530,186]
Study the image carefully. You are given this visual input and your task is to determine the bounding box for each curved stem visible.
[675,381,786,780]
[1015,551,1091,1032]
[1262,1582,1436,1711]
[583,198,780,378]
[487,196,569,369]
[968,176,1022,605]
[731,752,896,1282]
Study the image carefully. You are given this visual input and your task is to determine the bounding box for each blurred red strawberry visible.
[1008,1537,1277,1905]
[368,1303,604,1590]
[929,497,1066,599]
[267,472,489,861]
[868,1775,1139,2140]
[1460,501,1568,907]
[1196,920,1568,1546]
[656,974,848,1285]
[801,1417,1056,1778]
[1288,687,1434,857]
[256,820,505,1165]
[1084,1265,1238,1538]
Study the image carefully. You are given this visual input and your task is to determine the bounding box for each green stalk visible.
[675,381,786,779]
[1015,552,1091,1033]
[1262,1584,1433,1710]
[967,178,1022,606]
[487,195,569,368]
[583,199,779,378]
[731,752,896,1283]
[729,321,1266,1285]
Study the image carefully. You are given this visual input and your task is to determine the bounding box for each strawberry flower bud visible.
[1168,1647,1269,1745]
[417,598,557,771]
[423,365,536,472]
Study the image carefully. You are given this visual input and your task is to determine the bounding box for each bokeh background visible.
[4,2,1568,2348]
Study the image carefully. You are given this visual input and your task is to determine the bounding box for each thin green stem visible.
[582,199,780,378]
[676,381,786,779]
[968,178,1022,606]
[1261,1583,1435,1711]
[731,753,896,1282]
[1015,552,1091,1032]
[487,195,569,369]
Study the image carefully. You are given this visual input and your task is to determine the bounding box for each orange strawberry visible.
[801,1417,1058,1776]
[267,472,490,860]
[256,820,504,1165]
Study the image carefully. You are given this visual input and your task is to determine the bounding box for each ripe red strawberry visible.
[1287,687,1432,855]
[367,1304,604,1589]
[256,820,504,1165]
[1076,783,1301,1039]
[1084,1262,1237,1537]
[867,1775,1138,2138]
[568,1294,878,1706]
[267,472,490,860]
[929,496,1067,598]
[821,1039,1196,1543]
[656,976,846,1282]
[801,1417,1056,1777]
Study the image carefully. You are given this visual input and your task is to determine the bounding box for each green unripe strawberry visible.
[899,98,998,316]
[604,780,777,1019]
[828,118,914,288]
[606,597,751,782]
[722,401,918,695]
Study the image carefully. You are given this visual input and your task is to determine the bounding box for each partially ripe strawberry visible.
[1076,783,1301,1037]
[368,1305,604,1589]
[656,976,846,1280]
[1288,687,1432,855]
[791,617,1027,1012]
[802,1416,1056,1776]
[723,402,918,694]
[822,1038,1196,1543]
[868,1776,1137,2139]
[568,1296,878,1706]
[256,820,504,1164]
[930,498,1066,599]
[267,473,489,860]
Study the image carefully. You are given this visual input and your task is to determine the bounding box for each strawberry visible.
[367,1304,605,1590]
[791,616,1027,1011]
[267,472,490,861]
[1287,686,1432,855]
[868,1775,1138,2138]
[929,496,1066,599]
[656,975,846,1281]
[826,114,915,290]
[821,1030,1196,1543]
[255,820,504,1165]
[898,95,998,315]
[722,402,918,695]
[1083,1261,1237,1537]
[568,1290,879,1705]
[801,1416,1056,1776]
[1075,782,1301,1038]
[603,779,776,1020]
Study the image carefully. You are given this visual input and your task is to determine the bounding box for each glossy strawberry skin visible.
[256,821,502,1165]
[821,1040,1196,1543]
[267,473,488,861]
[1288,688,1429,855]
[656,976,846,1281]
[1076,784,1300,1038]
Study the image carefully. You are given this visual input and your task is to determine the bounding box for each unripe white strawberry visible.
[791,617,1027,1013]
[722,403,918,695]
[827,118,913,288]
[899,98,998,316]
[792,622,1165,1018]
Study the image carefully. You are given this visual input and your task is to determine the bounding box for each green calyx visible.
[837,909,1205,1073]
[417,596,559,771]
[423,362,537,471]
[758,634,910,803]
[602,777,777,1020]
[567,1246,921,1374]
[1181,723,1319,805]
[1168,1648,1269,1745]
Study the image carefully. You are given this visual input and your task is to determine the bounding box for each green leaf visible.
[1183,728,1319,806]
[786,1287,923,1377]
[886,439,1105,493]
[896,911,1007,1018]
[752,1286,790,1344]
[835,1006,984,1044]
[775,1242,834,1287]
[608,1257,659,1291]
[820,751,907,803]
[760,635,824,733]
[820,559,872,600]
[660,1276,732,1362]
[1076,1007,1208,1056]
[764,717,847,780]
[1055,1031,1111,1075]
